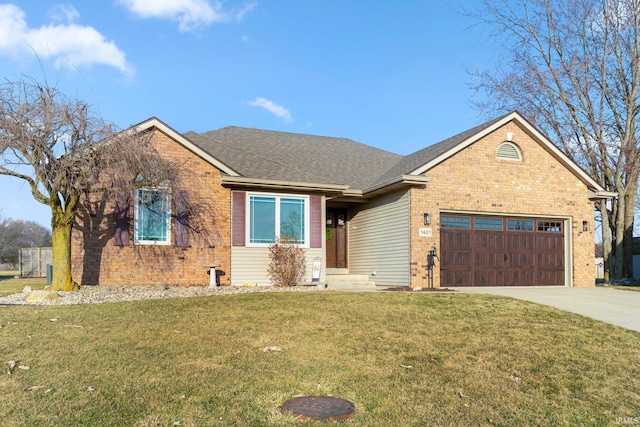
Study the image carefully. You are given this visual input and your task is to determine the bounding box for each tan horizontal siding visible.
[231,247,323,286]
[349,190,410,286]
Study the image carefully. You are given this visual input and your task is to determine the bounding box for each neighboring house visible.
[71,111,614,288]
[632,238,640,280]
[595,244,604,282]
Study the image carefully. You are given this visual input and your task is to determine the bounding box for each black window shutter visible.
[175,190,190,247]
[114,191,130,246]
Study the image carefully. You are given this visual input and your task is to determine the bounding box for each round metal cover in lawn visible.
[281,396,355,420]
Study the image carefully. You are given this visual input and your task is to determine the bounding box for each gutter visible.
[363,175,429,196]
[588,190,618,200]
[221,174,429,199]
[220,176,349,194]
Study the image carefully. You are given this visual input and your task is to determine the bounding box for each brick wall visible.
[409,122,596,288]
[71,129,232,286]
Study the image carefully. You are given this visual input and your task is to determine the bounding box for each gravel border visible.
[0,284,321,306]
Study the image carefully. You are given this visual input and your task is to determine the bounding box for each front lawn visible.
[0,271,46,297]
[1,292,639,426]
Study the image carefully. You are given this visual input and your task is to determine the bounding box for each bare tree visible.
[0,216,52,268]
[0,78,176,290]
[468,0,640,280]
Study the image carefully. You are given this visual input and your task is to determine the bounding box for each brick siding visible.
[71,129,232,286]
[409,122,596,288]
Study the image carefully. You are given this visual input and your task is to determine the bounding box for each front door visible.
[326,208,347,268]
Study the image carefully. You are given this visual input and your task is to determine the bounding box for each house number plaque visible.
[419,228,432,237]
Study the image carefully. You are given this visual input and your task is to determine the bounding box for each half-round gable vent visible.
[496,142,522,161]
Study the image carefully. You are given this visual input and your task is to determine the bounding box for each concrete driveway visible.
[450,286,640,332]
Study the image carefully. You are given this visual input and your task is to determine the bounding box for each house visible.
[71,112,614,288]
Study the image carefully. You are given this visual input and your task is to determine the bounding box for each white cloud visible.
[0,4,131,74]
[233,3,257,20]
[118,0,256,32]
[48,4,80,23]
[247,97,293,123]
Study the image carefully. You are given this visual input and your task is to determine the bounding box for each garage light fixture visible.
[424,213,431,226]
[582,220,589,231]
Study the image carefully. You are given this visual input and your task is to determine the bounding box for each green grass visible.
[1,291,639,426]
[0,271,47,297]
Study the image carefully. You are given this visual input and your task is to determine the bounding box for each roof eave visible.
[588,190,618,200]
[363,175,429,197]
[132,117,240,177]
[221,175,350,195]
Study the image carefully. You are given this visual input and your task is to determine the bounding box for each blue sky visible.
[0,1,494,228]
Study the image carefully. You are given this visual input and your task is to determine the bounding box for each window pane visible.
[508,220,533,231]
[250,196,276,243]
[538,221,562,232]
[280,198,305,243]
[137,188,169,242]
[441,216,470,228]
[475,218,502,230]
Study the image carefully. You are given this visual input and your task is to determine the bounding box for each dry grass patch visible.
[0,271,46,297]
[1,292,639,426]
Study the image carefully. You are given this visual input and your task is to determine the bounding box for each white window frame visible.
[134,185,172,245]
[245,192,310,247]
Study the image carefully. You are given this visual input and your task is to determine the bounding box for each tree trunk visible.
[50,221,78,291]
[49,191,80,292]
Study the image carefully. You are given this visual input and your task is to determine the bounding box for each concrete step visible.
[326,274,376,290]
[327,281,377,290]
[326,274,371,283]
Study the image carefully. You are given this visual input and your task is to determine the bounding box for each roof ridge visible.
[215,125,353,140]
[202,126,401,156]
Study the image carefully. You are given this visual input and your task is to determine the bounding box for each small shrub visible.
[267,236,306,287]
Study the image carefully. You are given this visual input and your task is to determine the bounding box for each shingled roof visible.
[180,113,513,193]
[184,127,401,189]
[368,113,510,189]
[139,111,605,197]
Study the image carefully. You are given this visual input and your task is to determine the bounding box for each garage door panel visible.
[507,234,534,250]
[537,270,564,286]
[442,231,471,249]
[537,253,564,269]
[474,252,506,268]
[441,228,471,285]
[474,269,504,286]
[505,270,535,286]
[442,270,472,286]
[475,233,505,250]
[537,235,563,251]
[508,253,534,268]
[440,215,565,287]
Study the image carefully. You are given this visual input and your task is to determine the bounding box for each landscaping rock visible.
[25,290,62,303]
[152,282,168,291]
[22,285,32,294]
[0,283,319,306]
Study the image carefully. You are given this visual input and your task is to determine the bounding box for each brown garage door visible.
[440,215,564,286]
